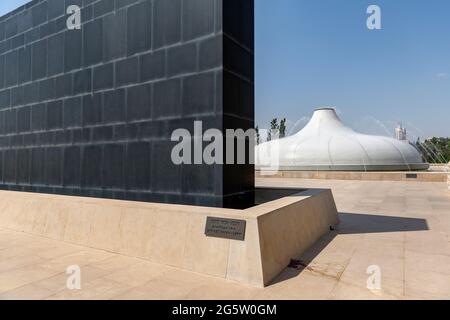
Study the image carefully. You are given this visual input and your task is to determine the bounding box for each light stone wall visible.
[0,188,338,287]
[256,170,448,183]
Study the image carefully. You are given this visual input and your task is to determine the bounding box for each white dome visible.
[256,108,429,171]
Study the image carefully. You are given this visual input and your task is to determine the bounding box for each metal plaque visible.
[205,217,246,241]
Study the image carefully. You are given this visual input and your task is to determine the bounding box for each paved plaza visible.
[0,178,449,300]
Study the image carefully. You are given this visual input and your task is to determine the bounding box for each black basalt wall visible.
[0,0,254,208]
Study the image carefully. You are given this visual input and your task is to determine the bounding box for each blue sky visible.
[2,0,449,138]
[0,0,29,16]
[256,0,450,139]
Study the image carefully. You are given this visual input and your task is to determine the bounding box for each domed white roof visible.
[256,108,429,171]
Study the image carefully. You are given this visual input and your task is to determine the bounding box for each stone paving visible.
[0,178,449,300]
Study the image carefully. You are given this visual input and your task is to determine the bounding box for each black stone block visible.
[46,147,62,186]
[48,0,65,20]
[72,128,91,144]
[81,4,93,22]
[153,78,181,119]
[140,50,165,82]
[83,19,103,66]
[63,145,81,187]
[153,0,181,49]
[0,0,255,208]
[103,89,125,123]
[5,109,17,134]
[127,0,152,56]
[31,103,46,131]
[23,83,39,105]
[17,106,31,133]
[5,16,18,39]
[47,33,64,76]
[25,27,40,44]
[151,141,181,192]
[18,46,32,83]
[54,129,72,145]
[127,84,152,121]
[182,163,215,195]
[0,151,3,182]
[40,21,56,39]
[54,74,72,98]
[182,72,215,116]
[82,93,102,125]
[103,143,124,189]
[47,100,63,129]
[73,69,92,94]
[32,2,48,27]
[0,55,4,88]
[17,149,30,184]
[93,63,114,91]
[4,150,16,183]
[182,0,214,41]
[11,86,24,107]
[64,30,82,72]
[0,90,10,109]
[115,57,138,87]
[126,141,151,190]
[0,112,4,135]
[199,35,222,71]
[92,126,113,142]
[23,133,37,146]
[38,78,55,101]
[94,0,115,18]
[5,50,18,87]
[167,43,197,76]
[11,34,25,50]
[31,148,46,184]
[82,144,102,188]
[103,9,127,61]
[63,97,82,129]
[32,39,47,80]
[115,0,139,10]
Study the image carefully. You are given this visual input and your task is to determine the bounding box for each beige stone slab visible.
[145,210,191,267]
[182,213,230,278]
[405,250,450,275]
[256,270,338,300]
[405,268,450,299]
[33,266,109,293]
[0,284,55,300]
[87,204,123,252]
[116,207,156,258]
[88,255,142,273]
[102,261,170,287]
[37,249,114,272]
[46,278,133,300]
[185,280,261,300]
[0,254,46,273]
[63,203,96,246]
[0,265,60,293]
[330,282,399,300]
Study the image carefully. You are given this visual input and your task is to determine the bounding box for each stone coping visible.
[257,170,447,183]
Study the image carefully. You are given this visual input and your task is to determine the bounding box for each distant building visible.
[395,123,408,141]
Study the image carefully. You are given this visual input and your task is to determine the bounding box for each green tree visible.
[279,118,287,138]
[255,126,260,145]
[416,137,450,163]
[267,118,279,142]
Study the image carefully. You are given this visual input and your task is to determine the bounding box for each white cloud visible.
[436,72,448,78]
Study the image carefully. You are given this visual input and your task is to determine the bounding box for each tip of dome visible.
[314,107,336,112]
